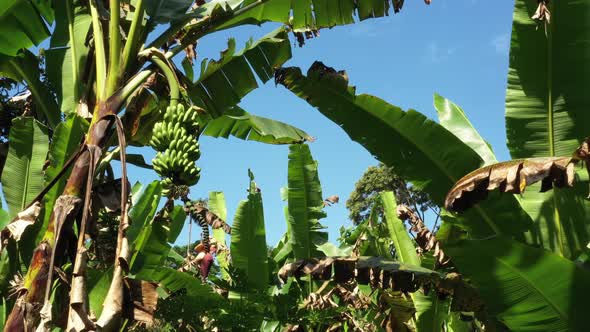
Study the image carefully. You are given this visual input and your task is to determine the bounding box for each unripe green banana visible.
[150,103,202,190]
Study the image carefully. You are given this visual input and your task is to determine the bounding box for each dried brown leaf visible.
[397,205,450,266]
[6,202,41,241]
[445,157,576,212]
[532,0,551,24]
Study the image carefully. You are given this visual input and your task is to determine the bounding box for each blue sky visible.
[128,0,516,247]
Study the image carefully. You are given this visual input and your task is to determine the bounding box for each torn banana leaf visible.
[445,157,577,212]
[277,256,482,313]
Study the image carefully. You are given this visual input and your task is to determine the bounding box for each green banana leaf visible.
[208,191,230,280]
[127,181,163,245]
[504,0,590,258]
[199,107,311,144]
[1,117,49,219]
[0,51,60,128]
[145,0,193,24]
[381,191,449,332]
[37,115,87,244]
[139,267,222,305]
[45,1,92,115]
[0,0,53,56]
[286,144,328,260]
[277,62,532,237]
[433,93,496,166]
[188,27,291,118]
[381,191,419,266]
[447,236,590,332]
[218,0,409,31]
[87,267,114,317]
[230,170,269,290]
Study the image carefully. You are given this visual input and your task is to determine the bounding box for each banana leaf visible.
[504,0,590,258]
[1,117,49,219]
[286,144,328,260]
[277,62,533,237]
[230,171,269,290]
[447,236,590,332]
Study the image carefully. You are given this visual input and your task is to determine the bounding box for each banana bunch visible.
[150,104,201,188]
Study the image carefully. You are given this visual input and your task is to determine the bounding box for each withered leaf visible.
[324,195,339,204]
[532,0,551,24]
[396,205,450,266]
[445,157,576,212]
[278,257,444,294]
[6,202,41,241]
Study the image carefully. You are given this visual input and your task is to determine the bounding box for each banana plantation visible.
[0,0,588,331]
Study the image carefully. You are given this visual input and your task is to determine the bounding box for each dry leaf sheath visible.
[445,157,576,212]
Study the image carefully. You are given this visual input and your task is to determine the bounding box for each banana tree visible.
[277,53,590,332]
[1,1,438,330]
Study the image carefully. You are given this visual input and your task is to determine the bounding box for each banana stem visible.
[120,0,145,74]
[147,54,180,107]
[65,0,79,103]
[89,0,107,101]
[106,0,121,95]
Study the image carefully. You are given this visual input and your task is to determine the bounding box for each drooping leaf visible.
[447,236,590,332]
[0,51,60,128]
[37,115,87,243]
[1,117,49,219]
[277,62,533,237]
[200,107,311,144]
[433,93,496,166]
[278,256,443,291]
[217,0,429,32]
[504,0,590,259]
[286,144,328,260]
[208,191,229,280]
[0,0,52,56]
[230,171,269,290]
[188,27,291,117]
[445,157,576,213]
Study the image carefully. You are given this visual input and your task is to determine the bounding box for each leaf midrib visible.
[492,252,567,328]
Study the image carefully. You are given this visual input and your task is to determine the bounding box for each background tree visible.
[346,163,438,226]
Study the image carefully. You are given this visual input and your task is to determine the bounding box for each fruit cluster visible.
[150,104,201,189]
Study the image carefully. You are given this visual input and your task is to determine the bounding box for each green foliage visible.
[45,1,92,115]
[188,27,291,117]
[278,62,534,237]
[0,0,53,56]
[380,191,419,266]
[1,117,48,219]
[433,93,496,166]
[0,51,60,128]
[208,191,229,280]
[230,170,269,291]
[346,163,434,225]
[504,0,590,259]
[447,236,590,332]
[286,144,328,260]
[200,106,311,144]
[220,0,412,31]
